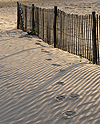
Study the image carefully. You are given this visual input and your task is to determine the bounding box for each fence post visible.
[18,3,24,31]
[32,4,35,30]
[54,6,57,48]
[25,5,27,31]
[92,11,97,64]
[17,1,20,29]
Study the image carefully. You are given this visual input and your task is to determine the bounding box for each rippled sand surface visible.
[0,29,100,124]
[0,0,100,124]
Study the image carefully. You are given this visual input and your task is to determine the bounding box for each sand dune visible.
[0,0,100,124]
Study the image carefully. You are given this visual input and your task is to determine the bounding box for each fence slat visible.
[96,14,99,63]
[54,6,57,48]
[74,15,75,54]
[42,9,44,40]
[32,4,35,29]
[92,12,97,64]
[17,2,20,29]
[76,15,78,55]
[25,5,27,31]
[37,7,39,36]
[71,14,73,53]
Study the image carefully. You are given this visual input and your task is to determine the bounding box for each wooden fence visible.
[17,2,100,64]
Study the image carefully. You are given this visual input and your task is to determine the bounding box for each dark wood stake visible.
[92,11,97,64]
[54,6,57,48]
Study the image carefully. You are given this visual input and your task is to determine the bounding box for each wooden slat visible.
[72,14,74,53]
[32,4,35,29]
[81,15,83,55]
[92,12,97,64]
[80,15,82,54]
[54,6,57,48]
[42,9,44,40]
[97,14,99,63]
[68,14,70,52]
[17,2,20,29]
[25,5,27,31]
[37,7,39,36]
[87,15,89,59]
[63,11,65,49]
[76,15,78,55]
[78,15,80,55]
[74,15,76,54]
[99,15,100,63]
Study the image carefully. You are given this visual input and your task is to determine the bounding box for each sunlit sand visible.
[0,0,100,124]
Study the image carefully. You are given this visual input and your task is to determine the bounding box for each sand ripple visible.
[0,29,100,124]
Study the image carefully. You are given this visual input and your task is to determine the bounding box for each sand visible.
[0,0,100,124]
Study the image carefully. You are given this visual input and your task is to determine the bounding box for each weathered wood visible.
[44,9,46,42]
[42,9,44,40]
[69,14,71,53]
[48,10,52,44]
[17,2,20,29]
[78,16,80,55]
[45,9,47,42]
[47,9,49,44]
[87,15,89,59]
[76,15,78,55]
[54,6,57,48]
[99,15,100,62]
[65,14,68,51]
[88,15,90,60]
[90,15,92,61]
[19,3,24,31]
[68,14,70,52]
[37,7,39,36]
[85,15,86,58]
[74,15,75,54]
[60,11,62,49]
[71,14,73,53]
[81,15,83,55]
[96,14,99,63]
[83,16,85,57]
[25,5,27,31]
[80,15,82,54]
[92,12,97,64]
[62,11,65,49]
[32,4,35,29]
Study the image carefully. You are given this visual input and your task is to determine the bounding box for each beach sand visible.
[0,0,100,124]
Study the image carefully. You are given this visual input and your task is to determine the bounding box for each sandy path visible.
[0,1,100,124]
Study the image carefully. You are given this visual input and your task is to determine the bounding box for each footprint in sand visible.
[55,96,65,101]
[60,69,66,72]
[35,43,41,45]
[52,64,61,66]
[69,93,79,99]
[40,44,46,47]
[42,50,50,53]
[56,81,64,85]
[62,110,76,119]
[46,59,52,61]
